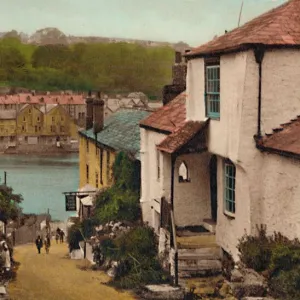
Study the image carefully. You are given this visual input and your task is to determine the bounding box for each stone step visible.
[177,234,218,249]
[178,247,222,260]
[178,259,222,275]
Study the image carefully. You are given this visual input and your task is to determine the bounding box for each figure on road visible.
[35,235,43,254]
[59,230,65,243]
[0,234,11,272]
[56,228,61,244]
[44,234,51,254]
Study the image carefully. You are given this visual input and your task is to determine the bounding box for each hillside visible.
[1,28,190,52]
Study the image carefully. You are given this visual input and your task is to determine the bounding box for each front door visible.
[209,155,218,222]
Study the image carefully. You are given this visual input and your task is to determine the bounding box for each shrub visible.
[237,225,300,300]
[67,221,84,252]
[238,225,272,272]
[269,265,300,300]
[95,225,168,289]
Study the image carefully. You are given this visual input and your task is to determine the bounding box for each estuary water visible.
[0,154,79,221]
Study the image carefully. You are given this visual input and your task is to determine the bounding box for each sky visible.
[0,0,287,47]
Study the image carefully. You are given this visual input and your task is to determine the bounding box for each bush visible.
[269,265,300,300]
[67,221,84,252]
[237,225,300,300]
[93,152,141,224]
[238,225,272,272]
[94,225,169,289]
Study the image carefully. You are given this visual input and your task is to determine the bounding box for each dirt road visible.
[9,242,135,300]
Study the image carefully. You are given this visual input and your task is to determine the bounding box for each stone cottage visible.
[139,0,300,280]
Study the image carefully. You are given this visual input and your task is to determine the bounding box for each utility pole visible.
[238,0,244,27]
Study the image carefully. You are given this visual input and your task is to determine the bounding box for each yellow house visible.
[0,110,17,139]
[41,104,79,139]
[16,104,44,136]
[78,98,150,190]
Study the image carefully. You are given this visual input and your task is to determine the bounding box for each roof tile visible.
[188,0,300,56]
[140,92,186,133]
[157,120,208,154]
[257,116,300,156]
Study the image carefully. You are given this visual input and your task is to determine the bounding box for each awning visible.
[157,119,209,155]
[80,195,93,206]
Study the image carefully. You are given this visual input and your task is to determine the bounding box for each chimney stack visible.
[93,91,105,134]
[175,51,182,64]
[85,90,93,130]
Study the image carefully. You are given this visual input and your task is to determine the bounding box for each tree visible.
[0,184,23,225]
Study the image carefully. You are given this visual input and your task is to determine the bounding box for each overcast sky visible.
[0,0,286,46]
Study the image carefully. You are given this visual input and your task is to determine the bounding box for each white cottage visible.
[140,0,300,277]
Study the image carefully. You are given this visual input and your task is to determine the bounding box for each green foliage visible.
[93,152,141,224]
[0,184,23,224]
[269,265,300,300]
[0,38,173,95]
[67,220,84,252]
[237,225,300,300]
[99,225,168,289]
[238,225,272,272]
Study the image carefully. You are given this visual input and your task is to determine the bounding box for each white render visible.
[141,48,300,262]
[186,49,300,260]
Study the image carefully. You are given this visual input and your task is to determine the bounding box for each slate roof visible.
[187,0,300,57]
[140,92,186,133]
[79,108,151,160]
[256,116,300,158]
[157,120,208,154]
[0,110,16,120]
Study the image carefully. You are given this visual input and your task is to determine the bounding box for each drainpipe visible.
[170,153,178,286]
[253,44,265,138]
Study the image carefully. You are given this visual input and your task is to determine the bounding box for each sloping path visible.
[9,242,135,300]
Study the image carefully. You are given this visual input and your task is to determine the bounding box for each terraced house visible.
[77,92,151,218]
[140,0,300,282]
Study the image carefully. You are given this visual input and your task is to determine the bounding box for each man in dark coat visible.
[35,235,43,254]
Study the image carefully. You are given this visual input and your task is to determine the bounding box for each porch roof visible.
[256,115,300,159]
[157,119,209,154]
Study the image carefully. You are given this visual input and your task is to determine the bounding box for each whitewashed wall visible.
[174,153,211,226]
[140,128,169,229]
[187,48,300,260]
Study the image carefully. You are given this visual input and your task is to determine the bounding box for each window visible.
[61,117,64,122]
[86,140,89,152]
[52,117,55,123]
[106,151,110,183]
[178,161,190,183]
[86,164,89,183]
[60,126,64,132]
[29,109,32,114]
[224,159,236,215]
[22,125,25,132]
[205,61,220,118]
[37,117,40,122]
[156,150,160,180]
[95,172,99,188]
[35,126,37,132]
[96,146,99,156]
[23,117,26,122]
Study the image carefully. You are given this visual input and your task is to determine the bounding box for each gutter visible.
[253,44,265,139]
[256,142,300,161]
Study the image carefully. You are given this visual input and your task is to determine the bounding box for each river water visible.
[0,154,79,221]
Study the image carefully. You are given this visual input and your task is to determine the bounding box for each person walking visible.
[0,234,11,273]
[44,234,51,254]
[35,235,43,254]
[59,230,65,243]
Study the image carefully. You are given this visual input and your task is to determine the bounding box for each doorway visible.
[209,155,218,222]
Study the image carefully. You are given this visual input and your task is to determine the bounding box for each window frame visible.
[223,159,236,217]
[205,58,220,119]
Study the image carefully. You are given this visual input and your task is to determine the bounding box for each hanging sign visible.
[65,194,77,211]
